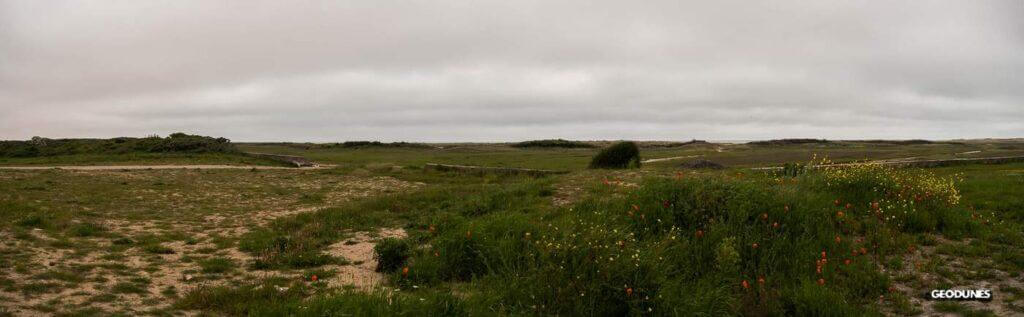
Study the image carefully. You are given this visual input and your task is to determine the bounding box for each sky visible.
[1,1,1021,142]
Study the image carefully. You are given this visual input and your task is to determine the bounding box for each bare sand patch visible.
[885,236,1023,316]
[322,228,408,291]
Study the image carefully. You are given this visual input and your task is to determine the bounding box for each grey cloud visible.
[1,0,1021,141]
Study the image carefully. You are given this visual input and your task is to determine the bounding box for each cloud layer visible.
[1,1,1021,141]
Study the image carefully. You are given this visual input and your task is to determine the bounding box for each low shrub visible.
[374,238,412,273]
[588,141,641,169]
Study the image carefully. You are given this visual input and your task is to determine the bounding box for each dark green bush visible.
[0,133,235,158]
[374,238,412,273]
[588,141,641,169]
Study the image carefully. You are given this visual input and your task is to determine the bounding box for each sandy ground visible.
[885,236,1024,316]
[322,228,409,291]
[0,169,420,316]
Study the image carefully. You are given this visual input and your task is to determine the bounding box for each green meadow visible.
[0,138,1022,316]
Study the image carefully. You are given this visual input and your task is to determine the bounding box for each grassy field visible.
[0,152,286,167]
[0,140,1022,316]
[236,139,1024,170]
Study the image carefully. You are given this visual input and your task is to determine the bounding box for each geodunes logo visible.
[928,289,992,301]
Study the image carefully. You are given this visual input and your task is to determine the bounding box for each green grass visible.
[239,176,553,270]
[237,140,1024,170]
[111,279,150,295]
[0,152,285,166]
[142,244,175,255]
[4,141,1024,315]
[198,257,237,274]
[190,161,1006,315]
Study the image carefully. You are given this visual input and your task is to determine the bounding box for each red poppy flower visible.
[834,199,841,206]
[695,230,704,238]
[817,278,825,286]
[311,274,318,282]
[836,211,844,218]
[402,267,409,277]
[626,287,633,296]
[772,222,779,229]
[844,259,851,266]
[751,243,759,249]
[741,280,750,289]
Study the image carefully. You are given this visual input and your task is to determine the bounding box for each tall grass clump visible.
[374,238,412,273]
[589,141,641,169]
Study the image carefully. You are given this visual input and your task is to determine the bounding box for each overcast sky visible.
[1,1,1021,142]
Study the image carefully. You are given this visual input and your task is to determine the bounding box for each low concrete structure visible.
[244,152,319,167]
